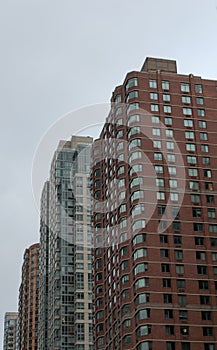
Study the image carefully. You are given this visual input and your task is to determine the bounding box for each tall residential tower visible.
[92,57,217,350]
[3,312,18,350]
[18,243,40,350]
[38,136,93,350]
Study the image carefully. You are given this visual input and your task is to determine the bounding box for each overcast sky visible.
[1,0,217,346]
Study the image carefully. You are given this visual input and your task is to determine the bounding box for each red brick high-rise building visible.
[92,58,217,350]
[18,243,40,350]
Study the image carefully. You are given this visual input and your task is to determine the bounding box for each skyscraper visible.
[92,57,217,350]
[38,136,93,350]
[38,181,50,350]
[18,243,40,350]
[3,312,18,350]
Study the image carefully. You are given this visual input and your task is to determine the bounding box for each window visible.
[135,293,150,305]
[191,194,200,203]
[203,327,213,336]
[179,310,188,320]
[184,119,193,127]
[205,182,214,191]
[164,294,172,303]
[200,295,210,305]
[202,157,210,165]
[195,84,203,93]
[210,238,217,246]
[208,208,216,219]
[167,141,174,150]
[198,280,209,289]
[166,342,176,350]
[137,341,152,350]
[134,263,148,275]
[196,97,204,105]
[153,140,162,149]
[127,114,140,125]
[154,152,163,160]
[166,325,174,335]
[171,193,178,201]
[182,96,191,104]
[135,278,149,289]
[185,131,194,139]
[177,279,185,289]
[197,108,205,116]
[156,178,165,187]
[164,105,172,113]
[181,343,190,350]
[161,263,170,273]
[162,80,170,90]
[180,326,189,336]
[123,318,131,329]
[163,278,171,288]
[165,309,173,319]
[206,195,214,204]
[176,265,184,274]
[167,154,176,163]
[204,169,212,178]
[188,168,198,177]
[194,223,204,232]
[152,127,161,136]
[152,115,160,123]
[199,120,207,129]
[197,265,207,274]
[149,79,157,88]
[192,207,202,217]
[155,165,163,174]
[151,104,159,112]
[126,77,138,90]
[150,92,158,100]
[201,311,211,322]
[189,181,199,190]
[181,83,190,92]
[160,234,168,243]
[183,107,192,115]
[187,156,197,164]
[195,237,204,245]
[174,236,182,245]
[169,179,178,188]
[136,325,151,337]
[133,248,147,260]
[129,138,141,150]
[126,90,139,102]
[161,249,169,258]
[175,250,183,260]
[186,143,196,151]
[209,224,217,233]
[178,294,186,305]
[163,94,170,102]
[196,251,206,260]
[201,144,209,152]
[204,344,215,350]
[157,192,165,200]
[200,132,208,141]
[173,221,181,230]
[132,219,146,231]
[212,252,217,261]
[164,117,172,125]
[165,129,174,138]
[158,205,166,215]
[133,233,146,245]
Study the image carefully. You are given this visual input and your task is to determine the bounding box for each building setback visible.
[92,57,217,350]
[18,243,40,350]
[3,312,18,350]
[38,136,93,350]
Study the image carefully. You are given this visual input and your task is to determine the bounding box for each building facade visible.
[18,243,40,350]
[38,181,50,350]
[39,136,93,350]
[92,58,217,350]
[3,312,18,350]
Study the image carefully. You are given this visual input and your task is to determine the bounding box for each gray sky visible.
[1,0,217,345]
